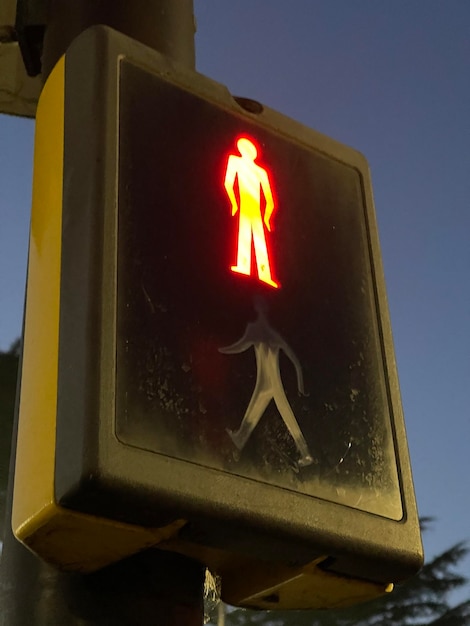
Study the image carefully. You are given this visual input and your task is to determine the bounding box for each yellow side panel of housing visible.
[12,56,65,536]
[11,56,186,571]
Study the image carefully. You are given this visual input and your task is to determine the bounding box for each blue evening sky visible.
[1,0,469,586]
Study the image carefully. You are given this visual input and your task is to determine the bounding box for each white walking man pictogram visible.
[224,137,279,288]
[220,299,313,467]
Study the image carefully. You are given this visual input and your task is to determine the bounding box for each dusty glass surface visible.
[115,60,403,521]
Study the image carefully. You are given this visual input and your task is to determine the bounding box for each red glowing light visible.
[224,137,279,289]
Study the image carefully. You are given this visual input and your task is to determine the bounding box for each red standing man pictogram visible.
[224,137,279,288]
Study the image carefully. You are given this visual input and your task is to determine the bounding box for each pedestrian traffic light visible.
[13,26,423,610]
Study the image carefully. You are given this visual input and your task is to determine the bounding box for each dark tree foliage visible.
[0,344,20,546]
[212,524,469,626]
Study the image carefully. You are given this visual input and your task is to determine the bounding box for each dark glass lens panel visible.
[116,60,402,521]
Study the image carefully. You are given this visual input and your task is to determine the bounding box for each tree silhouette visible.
[0,342,19,547]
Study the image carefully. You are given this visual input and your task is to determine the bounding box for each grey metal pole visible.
[0,2,205,625]
[42,0,195,79]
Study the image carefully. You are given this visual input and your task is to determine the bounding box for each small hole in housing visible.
[234,96,264,114]
[261,593,280,604]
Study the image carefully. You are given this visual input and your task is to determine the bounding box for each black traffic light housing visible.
[13,26,423,609]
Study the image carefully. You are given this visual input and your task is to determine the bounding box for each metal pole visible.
[42,0,195,79]
[0,2,204,625]
[217,601,226,626]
